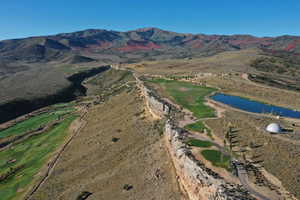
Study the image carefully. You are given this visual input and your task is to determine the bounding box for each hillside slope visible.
[1,28,300,63]
[1,28,300,123]
[30,74,182,200]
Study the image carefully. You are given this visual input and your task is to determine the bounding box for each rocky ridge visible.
[136,76,255,200]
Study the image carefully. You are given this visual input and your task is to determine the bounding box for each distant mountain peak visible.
[1,27,300,62]
[134,27,165,32]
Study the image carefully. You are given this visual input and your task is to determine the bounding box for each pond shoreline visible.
[210,92,300,121]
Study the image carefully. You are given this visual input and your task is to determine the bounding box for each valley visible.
[1,28,300,200]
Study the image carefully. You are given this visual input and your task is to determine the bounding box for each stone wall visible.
[136,76,255,200]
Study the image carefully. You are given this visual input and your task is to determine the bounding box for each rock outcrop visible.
[165,121,254,200]
[136,76,255,200]
[136,77,171,118]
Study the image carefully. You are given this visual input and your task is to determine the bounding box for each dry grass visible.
[30,88,182,200]
[129,50,300,199]
[0,64,70,104]
[127,48,300,110]
[127,49,260,75]
[205,110,300,199]
[203,75,300,110]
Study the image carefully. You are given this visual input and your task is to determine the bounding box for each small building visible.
[266,123,282,134]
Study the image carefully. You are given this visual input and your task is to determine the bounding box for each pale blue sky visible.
[1,0,300,40]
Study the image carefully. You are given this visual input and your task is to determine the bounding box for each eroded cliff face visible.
[165,121,254,200]
[136,77,255,200]
[136,77,171,118]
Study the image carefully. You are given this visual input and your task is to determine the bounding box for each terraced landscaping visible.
[0,104,78,200]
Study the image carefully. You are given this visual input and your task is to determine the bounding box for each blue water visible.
[211,93,300,119]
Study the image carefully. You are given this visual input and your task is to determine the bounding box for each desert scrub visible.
[153,120,165,136]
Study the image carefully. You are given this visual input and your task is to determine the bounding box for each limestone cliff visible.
[136,77,255,200]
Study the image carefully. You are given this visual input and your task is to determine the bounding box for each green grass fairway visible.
[185,121,211,133]
[149,79,216,118]
[201,149,231,170]
[0,115,77,200]
[186,138,213,148]
[0,107,75,139]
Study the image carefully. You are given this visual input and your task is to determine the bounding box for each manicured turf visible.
[185,121,211,133]
[149,79,216,118]
[0,107,74,139]
[186,138,213,148]
[201,149,231,170]
[0,115,77,200]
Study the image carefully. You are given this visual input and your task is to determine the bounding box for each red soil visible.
[284,40,300,51]
[117,40,161,51]
[87,41,113,49]
[187,40,203,48]
[230,38,272,46]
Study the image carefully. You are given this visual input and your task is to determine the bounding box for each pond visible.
[211,93,300,119]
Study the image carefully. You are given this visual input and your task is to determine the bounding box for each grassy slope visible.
[0,115,77,200]
[201,149,230,170]
[186,139,213,148]
[148,79,216,118]
[130,49,259,75]
[31,87,182,200]
[0,107,74,139]
[148,79,232,170]
[50,102,76,108]
[0,65,70,105]
[185,121,211,134]
[86,68,135,96]
[148,79,215,138]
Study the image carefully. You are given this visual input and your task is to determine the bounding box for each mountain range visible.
[1,27,300,123]
[1,27,300,63]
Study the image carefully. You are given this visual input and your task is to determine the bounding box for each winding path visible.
[190,132,271,200]
[235,163,270,200]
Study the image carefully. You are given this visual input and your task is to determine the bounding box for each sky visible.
[1,0,300,40]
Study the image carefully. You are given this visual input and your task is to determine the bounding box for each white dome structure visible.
[266,123,282,133]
